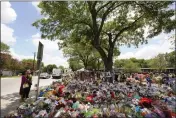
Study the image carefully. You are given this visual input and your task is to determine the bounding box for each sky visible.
[1,2,175,67]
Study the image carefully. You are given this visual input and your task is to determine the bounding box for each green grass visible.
[2,76,19,78]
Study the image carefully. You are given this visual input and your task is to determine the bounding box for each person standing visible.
[109,71,114,83]
[26,69,32,98]
[146,74,152,87]
[19,70,30,102]
[121,74,126,82]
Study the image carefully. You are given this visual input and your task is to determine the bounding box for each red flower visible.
[86,95,93,102]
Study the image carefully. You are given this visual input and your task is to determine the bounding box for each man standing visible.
[106,71,112,83]
[146,74,152,87]
[26,69,32,98]
[111,70,115,83]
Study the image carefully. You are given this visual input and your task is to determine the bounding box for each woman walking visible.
[26,69,32,98]
[19,70,30,102]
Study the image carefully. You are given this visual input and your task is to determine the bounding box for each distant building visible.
[1,70,13,76]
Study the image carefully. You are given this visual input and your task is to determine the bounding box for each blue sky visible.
[8,2,40,55]
[1,2,175,67]
[2,2,68,67]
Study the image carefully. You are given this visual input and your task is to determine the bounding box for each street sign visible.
[36,41,44,100]
[37,41,44,60]
[37,42,44,70]
[37,60,41,70]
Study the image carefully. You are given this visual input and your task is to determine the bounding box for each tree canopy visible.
[123,60,141,73]
[114,51,174,72]
[1,42,10,53]
[63,38,114,70]
[43,64,57,74]
[21,59,37,71]
[149,54,168,72]
[0,53,13,70]
[115,58,150,69]
[33,1,175,71]
[63,38,96,69]
[166,51,175,68]
[58,65,64,72]
[1,53,23,72]
[67,58,84,71]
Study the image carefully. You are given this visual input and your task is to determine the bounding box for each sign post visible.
[35,41,44,100]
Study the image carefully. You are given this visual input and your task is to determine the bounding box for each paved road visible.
[1,76,58,117]
[1,76,57,96]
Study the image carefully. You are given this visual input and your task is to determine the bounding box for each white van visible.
[52,68,62,79]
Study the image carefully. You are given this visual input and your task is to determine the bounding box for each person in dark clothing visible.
[121,74,126,82]
[162,74,169,85]
[135,76,139,80]
[26,70,32,98]
[132,73,134,78]
[146,76,152,87]
[115,74,118,82]
[19,70,30,102]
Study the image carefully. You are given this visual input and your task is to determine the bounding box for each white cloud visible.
[118,33,174,59]
[10,48,33,60]
[1,2,17,24]
[43,53,68,67]
[10,47,69,68]
[32,33,69,67]
[1,2,17,46]
[32,33,59,53]
[8,32,68,67]
[1,24,16,46]
[32,2,41,13]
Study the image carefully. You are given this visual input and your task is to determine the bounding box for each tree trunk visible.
[94,43,114,72]
[104,58,113,72]
[84,62,88,69]
[97,59,100,71]
[99,48,114,72]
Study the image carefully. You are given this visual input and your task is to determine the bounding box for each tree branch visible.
[79,55,85,63]
[93,42,107,59]
[75,20,93,29]
[107,32,113,46]
[104,47,109,52]
[88,2,99,44]
[97,1,113,13]
[98,2,125,36]
[98,2,116,35]
[87,1,92,10]
[92,1,98,9]
[113,13,145,44]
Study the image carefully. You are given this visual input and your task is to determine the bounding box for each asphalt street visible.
[1,76,57,117]
[1,76,57,96]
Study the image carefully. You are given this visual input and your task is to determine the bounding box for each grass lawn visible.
[1,76,20,79]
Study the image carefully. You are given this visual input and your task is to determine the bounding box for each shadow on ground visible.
[1,90,35,117]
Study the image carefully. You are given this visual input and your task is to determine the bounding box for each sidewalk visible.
[1,90,36,117]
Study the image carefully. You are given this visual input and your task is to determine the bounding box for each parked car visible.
[40,73,50,79]
[52,68,62,79]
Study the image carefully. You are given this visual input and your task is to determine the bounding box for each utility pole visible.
[33,52,36,75]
